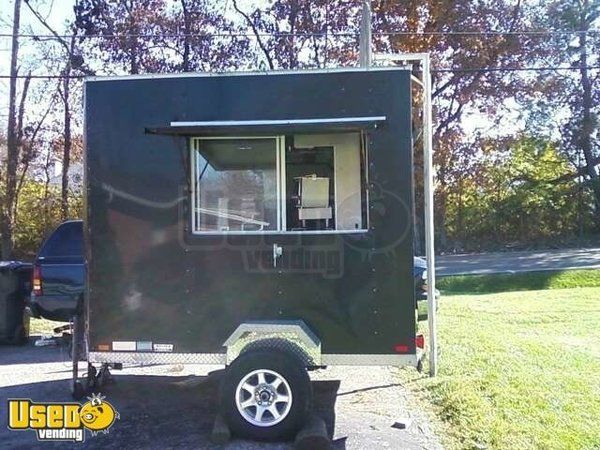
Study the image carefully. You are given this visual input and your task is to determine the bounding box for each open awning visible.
[145,116,386,136]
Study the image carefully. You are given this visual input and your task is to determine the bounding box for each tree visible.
[372,0,545,247]
[74,0,168,74]
[1,0,22,259]
[3,0,596,256]
[168,0,251,72]
[232,0,360,69]
[444,136,586,250]
[75,0,250,74]
[24,0,91,220]
[531,0,600,228]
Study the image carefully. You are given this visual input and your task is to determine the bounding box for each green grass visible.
[414,286,600,450]
[437,269,600,295]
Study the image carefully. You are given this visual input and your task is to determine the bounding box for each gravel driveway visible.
[0,339,442,449]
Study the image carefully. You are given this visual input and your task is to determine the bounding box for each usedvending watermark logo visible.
[243,245,343,279]
[8,393,119,443]
[99,179,411,280]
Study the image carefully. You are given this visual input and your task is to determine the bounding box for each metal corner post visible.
[422,55,437,377]
[372,53,437,376]
[359,0,372,68]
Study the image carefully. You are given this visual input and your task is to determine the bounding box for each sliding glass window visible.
[191,134,368,235]
[191,137,278,232]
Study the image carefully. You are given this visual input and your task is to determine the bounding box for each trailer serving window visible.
[191,133,368,234]
[191,137,279,232]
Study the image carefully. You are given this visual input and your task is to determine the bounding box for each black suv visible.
[28,220,85,322]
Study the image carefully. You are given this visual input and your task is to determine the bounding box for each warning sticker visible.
[153,343,174,352]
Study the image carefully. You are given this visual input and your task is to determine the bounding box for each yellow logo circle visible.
[79,394,118,434]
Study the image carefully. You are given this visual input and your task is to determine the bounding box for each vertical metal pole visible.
[359,0,372,68]
[324,0,328,68]
[422,55,437,377]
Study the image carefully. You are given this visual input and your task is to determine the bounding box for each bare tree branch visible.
[23,0,70,53]
[232,0,274,70]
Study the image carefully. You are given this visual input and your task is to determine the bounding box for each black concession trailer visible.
[80,67,424,439]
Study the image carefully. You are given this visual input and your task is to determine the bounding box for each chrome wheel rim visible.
[235,369,293,427]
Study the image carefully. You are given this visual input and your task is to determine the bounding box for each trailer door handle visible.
[273,243,283,268]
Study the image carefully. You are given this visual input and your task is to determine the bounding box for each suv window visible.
[39,221,83,257]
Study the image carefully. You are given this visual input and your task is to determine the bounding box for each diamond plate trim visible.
[321,354,418,366]
[88,351,226,365]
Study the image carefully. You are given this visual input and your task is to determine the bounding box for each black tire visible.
[219,349,312,441]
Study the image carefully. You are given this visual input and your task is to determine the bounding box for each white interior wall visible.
[293,133,363,230]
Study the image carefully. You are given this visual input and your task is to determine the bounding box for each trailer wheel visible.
[219,349,312,441]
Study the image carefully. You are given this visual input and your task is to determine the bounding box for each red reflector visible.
[32,264,42,296]
[415,334,425,349]
[394,344,409,353]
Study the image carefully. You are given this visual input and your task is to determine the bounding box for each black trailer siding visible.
[85,69,414,356]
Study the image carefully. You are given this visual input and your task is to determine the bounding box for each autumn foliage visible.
[1,0,598,258]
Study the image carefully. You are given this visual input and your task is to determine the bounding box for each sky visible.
[0,0,74,128]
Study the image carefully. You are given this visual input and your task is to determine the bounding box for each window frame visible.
[189,135,369,236]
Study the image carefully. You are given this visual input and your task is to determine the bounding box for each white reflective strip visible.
[170,116,386,127]
[112,341,136,351]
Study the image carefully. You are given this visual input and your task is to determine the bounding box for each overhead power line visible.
[0,65,598,79]
[380,30,600,36]
[435,66,600,73]
[0,30,598,39]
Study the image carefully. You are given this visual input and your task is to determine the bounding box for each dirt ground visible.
[0,338,442,449]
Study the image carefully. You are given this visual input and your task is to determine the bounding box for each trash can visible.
[0,261,33,344]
